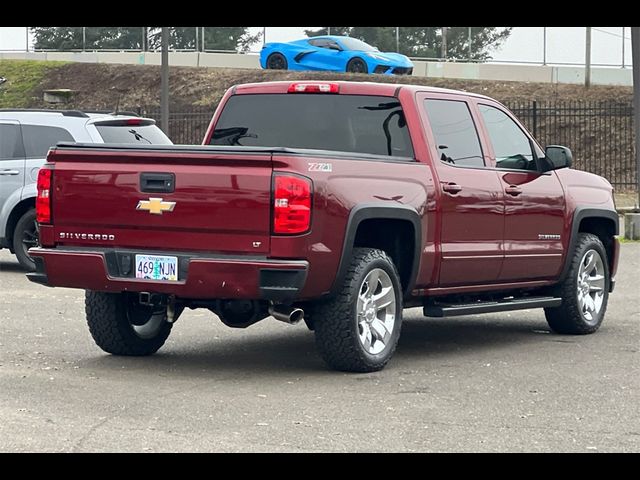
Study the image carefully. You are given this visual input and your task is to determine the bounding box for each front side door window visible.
[478,104,536,171]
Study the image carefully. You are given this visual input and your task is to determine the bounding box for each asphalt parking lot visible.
[1,245,639,453]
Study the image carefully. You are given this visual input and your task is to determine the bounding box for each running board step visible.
[424,297,562,318]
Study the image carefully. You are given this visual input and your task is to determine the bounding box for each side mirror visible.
[545,145,573,170]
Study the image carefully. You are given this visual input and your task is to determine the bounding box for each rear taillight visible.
[36,167,53,224]
[287,83,339,94]
[273,174,312,235]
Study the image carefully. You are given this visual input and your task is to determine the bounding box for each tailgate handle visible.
[140,173,175,193]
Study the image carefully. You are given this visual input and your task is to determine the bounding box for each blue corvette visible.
[260,35,414,75]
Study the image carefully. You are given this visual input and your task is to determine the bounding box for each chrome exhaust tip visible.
[269,305,304,325]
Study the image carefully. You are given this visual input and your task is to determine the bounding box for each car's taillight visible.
[36,167,53,224]
[273,174,312,235]
[287,83,339,94]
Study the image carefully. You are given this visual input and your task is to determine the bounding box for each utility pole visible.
[632,27,640,207]
[442,27,448,60]
[468,27,472,60]
[161,27,169,135]
[263,27,267,46]
[195,27,199,52]
[543,27,547,65]
[585,26,592,88]
[82,27,86,51]
[328,27,331,36]
[396,27,399,53]
[622,26,626,68]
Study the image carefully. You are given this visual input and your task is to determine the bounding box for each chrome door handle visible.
[442,183,462,194]
[0,169,20,176]
[505,185,522,196]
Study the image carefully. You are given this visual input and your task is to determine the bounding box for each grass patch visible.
[0,60,67,108]
[619,237,640,243]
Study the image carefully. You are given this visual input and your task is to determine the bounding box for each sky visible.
[0,27,633,67]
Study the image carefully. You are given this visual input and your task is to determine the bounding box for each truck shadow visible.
[78,315,555,377]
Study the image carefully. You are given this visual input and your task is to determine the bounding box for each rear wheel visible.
[346,58,368,74]
[313,248,402,372]
[544,233,610,334]
[266,53,288,70]
[12,208,37,271]
[85,291,173,356]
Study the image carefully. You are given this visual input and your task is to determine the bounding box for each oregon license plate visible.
[135,255,178,281]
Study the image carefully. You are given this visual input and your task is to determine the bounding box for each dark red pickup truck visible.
[27,80,620,372]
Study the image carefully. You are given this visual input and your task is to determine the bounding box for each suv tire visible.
[13,208,38,271]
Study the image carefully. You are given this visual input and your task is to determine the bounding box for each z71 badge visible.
[308,163,332,172]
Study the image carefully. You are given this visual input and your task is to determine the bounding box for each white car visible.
[0,109,172,270]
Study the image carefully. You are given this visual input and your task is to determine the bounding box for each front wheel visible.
[346,58,368,74]
[12,208,38,271]
[544,233,610,334]
[85,291,173,356]
[313,248,403,372]
[266,52,288,70]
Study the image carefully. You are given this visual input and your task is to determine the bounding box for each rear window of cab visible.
[210,94,415,159]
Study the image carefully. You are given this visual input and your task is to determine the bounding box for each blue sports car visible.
[260,36,414,75]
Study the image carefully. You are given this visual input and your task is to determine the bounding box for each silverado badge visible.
[136,197,176,215]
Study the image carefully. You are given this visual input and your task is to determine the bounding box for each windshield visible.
[338,37,377,52]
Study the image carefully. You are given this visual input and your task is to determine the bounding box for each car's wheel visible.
[12,208,38,271]
[85,291,173,356]
[544,233,610,334]
[266,53,288,70]
[346,58,368,74]
[313,248,403,372]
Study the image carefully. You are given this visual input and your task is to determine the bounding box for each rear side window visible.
[211,94,415,159]
[96,125,172,144]
[22,125,74,158]
[0,123,25,160]
[424,99,484,168]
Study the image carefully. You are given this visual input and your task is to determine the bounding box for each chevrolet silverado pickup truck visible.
[27,81,620,373]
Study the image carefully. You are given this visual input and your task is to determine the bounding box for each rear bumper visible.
[27,247,308,301]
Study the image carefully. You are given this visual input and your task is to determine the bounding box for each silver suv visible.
[0,109,172,270]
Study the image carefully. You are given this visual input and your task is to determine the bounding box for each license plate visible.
[135,255,178,281]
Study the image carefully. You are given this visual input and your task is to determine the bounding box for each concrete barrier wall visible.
[0,51,633,86]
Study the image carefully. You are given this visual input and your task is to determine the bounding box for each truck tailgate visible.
[48,145,273,254]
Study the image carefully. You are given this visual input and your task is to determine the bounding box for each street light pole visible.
[632,27,640,207]
[396,27,399,53]
[442,27,447,60]
[161,27,169,135]
[585,26,592,88]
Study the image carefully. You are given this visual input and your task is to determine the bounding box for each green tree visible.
[32,27,145,50]
[304,27,512,61]
[31,27,261,52]
[147,27,260,52]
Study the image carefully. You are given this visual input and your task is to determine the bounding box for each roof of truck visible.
[231,80,494,101]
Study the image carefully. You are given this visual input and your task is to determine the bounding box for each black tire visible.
[266,53,288,70]
[346,57,368,74]
[12,208,38,271]
[313,248,403,372]
[85,291,172,356]
[544,233,610,335]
